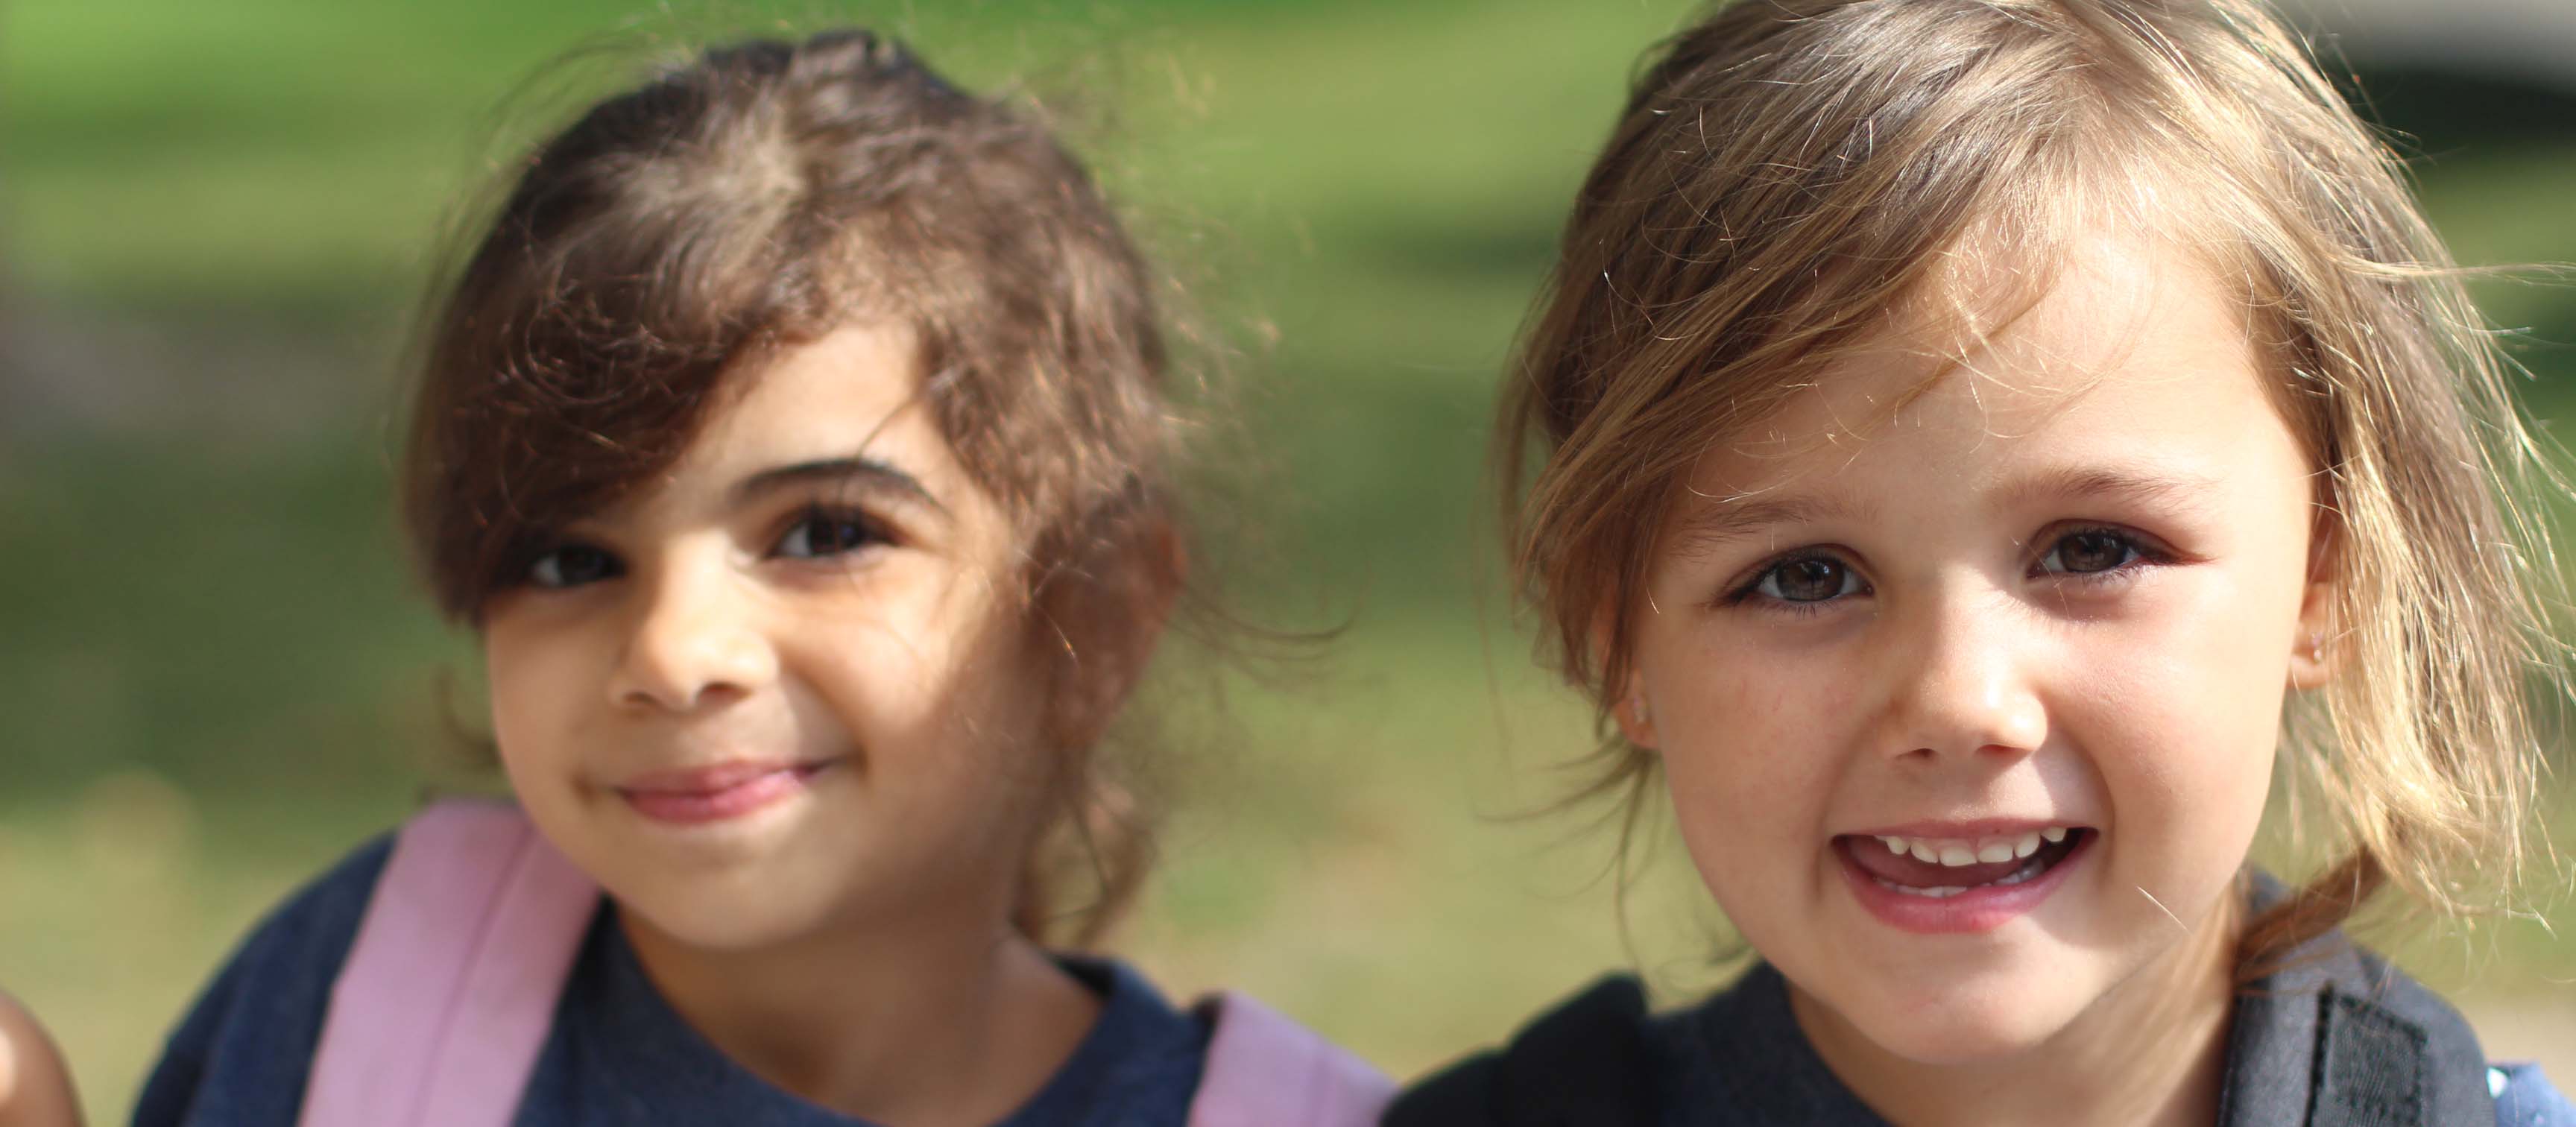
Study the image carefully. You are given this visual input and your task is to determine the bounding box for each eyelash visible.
[2033,524,2166,587]
[517,504,892,591]
[769,504,891,562]
[1720,524,2169,614]
[1721,549,1866,617]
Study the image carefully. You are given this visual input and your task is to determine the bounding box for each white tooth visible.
[1977,841,2015,864]
[1881,836,1908,854]
[2013,832,2041,859]
[1926,886,1965,898]
[2042,827,2068,843]
[1937,845,1977,867]
[1909,842,1939,863]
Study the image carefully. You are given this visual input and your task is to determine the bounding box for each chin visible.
[1831,975,2091,1066]
[603,871,840,954]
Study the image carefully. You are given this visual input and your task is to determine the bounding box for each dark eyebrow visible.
[730,456,945,514]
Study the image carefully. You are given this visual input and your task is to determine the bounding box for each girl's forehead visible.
[1776,231,2247,447]
[1688,231,2274,496]
[604,322,976,522]
[685,326,941,470]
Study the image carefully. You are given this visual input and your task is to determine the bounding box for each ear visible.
[1613,683,1660,750]
[2287,523,2337,691]
[1593,604,1660,750]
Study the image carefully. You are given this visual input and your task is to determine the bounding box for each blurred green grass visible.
[6,0,2575,1120]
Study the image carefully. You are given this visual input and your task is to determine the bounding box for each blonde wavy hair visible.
[1497,0,2569,969]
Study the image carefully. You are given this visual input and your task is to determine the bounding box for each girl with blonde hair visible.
[1394,0,2573,1122]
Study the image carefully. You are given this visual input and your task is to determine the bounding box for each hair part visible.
[1499,0,2568,974]
[402,29,1200,946]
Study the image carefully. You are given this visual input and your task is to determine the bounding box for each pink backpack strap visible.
[298,800,599,1127]
[1187,991,1393,1127]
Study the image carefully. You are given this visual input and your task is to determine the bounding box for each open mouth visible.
[1837,827,2094,898]
[1828,826,2097,933]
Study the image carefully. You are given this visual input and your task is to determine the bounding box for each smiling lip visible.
[616,760,831,825]
[1846,818,2078,839]
[1834,827,2094,935]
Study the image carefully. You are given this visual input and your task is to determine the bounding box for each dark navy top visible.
[1391,926,2573,1125]
[133,836,1211,1126]
[1650,963,2574,1126]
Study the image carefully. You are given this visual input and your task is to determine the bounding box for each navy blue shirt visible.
[134,836,1210,1126]
[1649,962,2575,1126]
[1392,950,2573,1125]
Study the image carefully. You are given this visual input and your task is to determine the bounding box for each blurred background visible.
[4,0,2571,1118]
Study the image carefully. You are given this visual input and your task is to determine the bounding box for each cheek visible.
[789,578,1048,779]
[789,623,961,760]
[1648,629,1854,853]
[481,618,590,767]
[2069,575,2289,868]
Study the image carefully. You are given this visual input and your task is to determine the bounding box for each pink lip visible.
[1843,818,2086,839]
[1833,830,2094,935]
[616,760,831,825]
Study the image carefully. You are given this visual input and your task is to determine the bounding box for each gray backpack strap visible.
[2312,991,2434,1125]
[2219,949,2494,1126]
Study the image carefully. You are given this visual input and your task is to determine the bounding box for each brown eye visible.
[1757,556,1860,602]
[774,508,886,559]
[2040,530,2137,575]
[529,543,622,589]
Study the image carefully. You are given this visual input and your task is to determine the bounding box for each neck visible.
[1792,894,2241,1127]
[620,897,1101,1127]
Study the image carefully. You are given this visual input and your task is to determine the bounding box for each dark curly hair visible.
[402,29,1195,945]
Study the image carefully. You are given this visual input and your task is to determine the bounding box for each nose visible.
[1870,583,2048,763]
[607,559,778,713]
